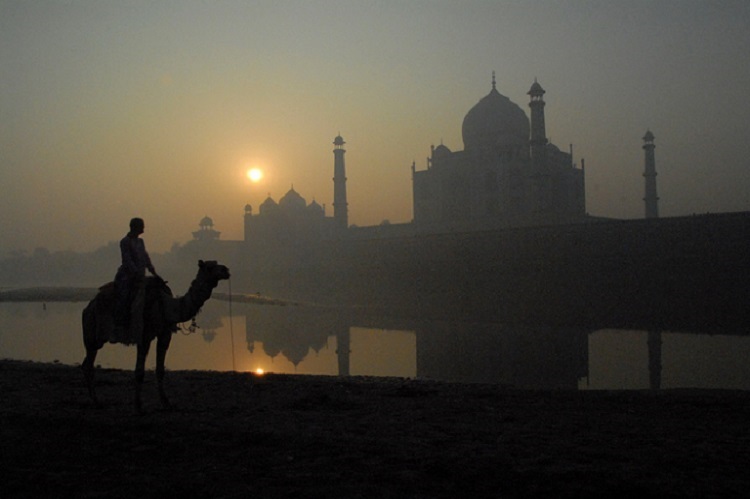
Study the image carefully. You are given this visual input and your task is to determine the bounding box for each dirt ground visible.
[2,359,749,498]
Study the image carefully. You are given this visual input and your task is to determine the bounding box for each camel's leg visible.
[134,340,151,413]
[81,348,100,405]
[81,302,101,405]
[155,332,173,409]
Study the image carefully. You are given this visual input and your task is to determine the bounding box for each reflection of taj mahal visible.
[189,75,599,248]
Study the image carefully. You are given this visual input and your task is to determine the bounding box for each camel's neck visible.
[166,275,220,323]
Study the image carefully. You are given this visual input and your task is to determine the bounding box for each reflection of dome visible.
[279,187,306,211]
[283,343,311,367]
[263,343,281,359]
[462,80,530,152]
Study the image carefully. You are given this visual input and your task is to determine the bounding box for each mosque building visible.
[239,133,349,249]
[243,187,334,245]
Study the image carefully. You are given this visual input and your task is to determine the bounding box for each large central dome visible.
[462,81,530,153]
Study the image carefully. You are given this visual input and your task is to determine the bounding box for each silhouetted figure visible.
[114,218,158,329]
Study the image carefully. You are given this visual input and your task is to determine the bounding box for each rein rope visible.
[228,277,236,371]
[178,317,199,335]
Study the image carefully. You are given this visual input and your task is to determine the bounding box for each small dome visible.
[462,82,530,152]
[307,200,324,217]
[433,144,452,160]
[333,135,346,146]
[199,216,214,228]
[643,130,655,142]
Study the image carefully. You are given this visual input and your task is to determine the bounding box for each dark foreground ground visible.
[2,360,749,498]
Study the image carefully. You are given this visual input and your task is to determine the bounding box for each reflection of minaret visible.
[648,330,662,390]
[642,130,659,219]
[643,131,662,389]
[335,325,351,377]
[333,134,348,231]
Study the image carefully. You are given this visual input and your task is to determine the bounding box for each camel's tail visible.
[82,299,100,351]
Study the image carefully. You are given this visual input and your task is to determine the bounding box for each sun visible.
[246,168,263,183]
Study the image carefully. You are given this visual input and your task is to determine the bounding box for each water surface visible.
[1,300,749,390]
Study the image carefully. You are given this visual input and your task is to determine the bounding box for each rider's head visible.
[129,217,145,235]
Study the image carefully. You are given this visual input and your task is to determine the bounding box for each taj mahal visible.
[412,73,586,231]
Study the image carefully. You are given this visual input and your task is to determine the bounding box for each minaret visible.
[332,134,348,231]
[243,204,253,242]
[528,78,548,169]
[642,130,658,219]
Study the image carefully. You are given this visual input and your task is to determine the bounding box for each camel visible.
[81,260,230,411]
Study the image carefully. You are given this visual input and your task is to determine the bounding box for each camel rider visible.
[114,218,159,330]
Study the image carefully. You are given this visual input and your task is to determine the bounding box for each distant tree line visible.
[0,242,186,288]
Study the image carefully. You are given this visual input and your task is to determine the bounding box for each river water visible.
[1,299,749,390]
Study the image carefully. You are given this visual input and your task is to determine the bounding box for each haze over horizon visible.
[2,0,749,255]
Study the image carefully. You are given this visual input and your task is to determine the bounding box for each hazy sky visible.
[2,0,749,254]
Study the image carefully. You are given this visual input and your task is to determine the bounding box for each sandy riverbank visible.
[1,359,749,498]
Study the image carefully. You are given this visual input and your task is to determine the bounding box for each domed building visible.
[242,134,349,253]
[191,215,221,241]
[412,75,586,230]
[243,185,336,250]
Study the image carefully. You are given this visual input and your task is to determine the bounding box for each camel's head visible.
[198,260,231,282]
